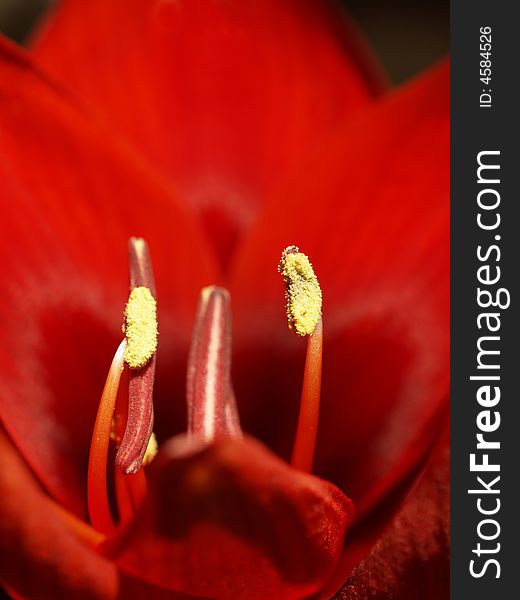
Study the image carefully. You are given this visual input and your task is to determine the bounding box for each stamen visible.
[88,340,126,534]
[187,286,242,441]
[279,245,322,336]
[116,238,158,474]
[279,246,323,473]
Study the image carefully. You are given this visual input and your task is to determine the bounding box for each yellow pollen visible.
[279,246,322,336]
[123,286,158,368]
[142,432,158,466]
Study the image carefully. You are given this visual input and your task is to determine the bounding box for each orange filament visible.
[87,339,126,534]
[291,318,323,472]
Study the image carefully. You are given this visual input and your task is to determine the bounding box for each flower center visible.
[87,239,323,534]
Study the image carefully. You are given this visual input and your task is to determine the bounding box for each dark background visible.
[451,1,519,598]
[0,0,449,83]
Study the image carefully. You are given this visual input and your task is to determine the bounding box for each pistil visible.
[186,286,242,441]
[279,246,323,473]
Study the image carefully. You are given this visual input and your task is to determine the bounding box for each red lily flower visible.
[0,1,449,599]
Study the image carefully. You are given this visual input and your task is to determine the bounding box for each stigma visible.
[279,245,322,336]
[187,286,241,441]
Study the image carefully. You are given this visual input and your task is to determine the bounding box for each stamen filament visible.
[291,318,323,472]
[279,246,323,473]
[88,339,126,534]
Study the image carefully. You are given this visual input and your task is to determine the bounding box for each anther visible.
[279,245,322,336]
[123,286,158,368]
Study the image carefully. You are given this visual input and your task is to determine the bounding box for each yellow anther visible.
[279,246,322,336]
[142,432,158,466]
[123,286,158,368]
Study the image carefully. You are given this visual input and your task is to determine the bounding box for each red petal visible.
[105,435,354,599]
[33,0,386,267]
[0,38,218,516]
[331,426,449,599]
[116,575,215,600]
[0,430,118,599]
[229,61,449,519]
[0,430,210,600]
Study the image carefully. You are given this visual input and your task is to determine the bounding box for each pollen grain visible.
[123,286,158,368]
[279,246,322,336]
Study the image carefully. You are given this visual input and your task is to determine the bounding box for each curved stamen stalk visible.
[88,237,157,532]
[88,339,126,534]
[187,286,242,440]
[279,246,323,473]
